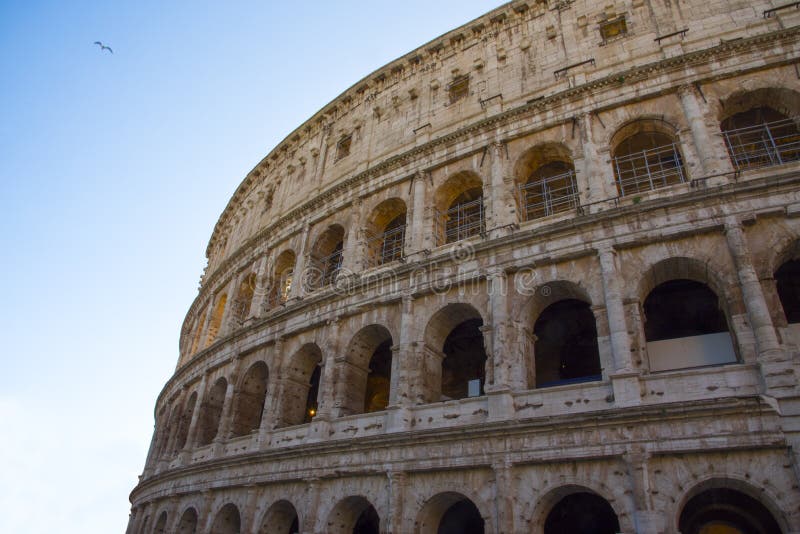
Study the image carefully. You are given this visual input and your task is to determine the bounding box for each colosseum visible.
[128,1,800,532]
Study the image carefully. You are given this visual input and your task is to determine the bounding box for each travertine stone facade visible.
[129,1,800,532]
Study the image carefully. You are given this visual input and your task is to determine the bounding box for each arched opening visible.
[259,500,299,534]
[366,198,407,267]
[205,293,228,346]
[416,492,484,534]
[611,119,686,196]
[177,507,198,534]
[543,492,620,534]
[534,299,601,387]
[309,225,345,289]
[153,511,167,534]
[230,361,269,437]
[425,304,487,402]
[173,391,197,454]
[516,143,578,221]
[153,406,169,460]
[327,496,380,534]
[210,503,241,534]
[269,250,296,307]
[197,377,227,446]
[720,88,800,170]
[281,344,323,427]
[435,172,484,245]
[231,272,256,326]
[338,325,393,416]
[776,259,800,324]
[679,488,782,534]
[644,279,736,371]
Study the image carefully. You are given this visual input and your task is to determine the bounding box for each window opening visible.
[612,131,685,196]
[448,75,470,104]
[335,135,352,161]
[721,107,800,170]
[519,161,579,221]
[437,187,484,244]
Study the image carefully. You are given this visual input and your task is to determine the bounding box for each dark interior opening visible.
[441,318,486,400]
[544,492,620,534]
[644,279,728,341]
[534,299,601,387]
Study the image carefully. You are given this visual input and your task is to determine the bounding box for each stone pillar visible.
[492,460,515,534]
[598,246,641,406]
[677,84,734,177]
[195,303,215,352]
[625,447,666,534]
[309,321,339,441]
[198,490,215,534]
[240,485,260,534]
[292,223,312,299]
[341,198,364,275]
[302,478,322,534]
[217,278,239,338]
[212,359,241,453]
[387,471,408,534]
[387,295,415,431]
[260,338,284,438]
[724,218,792,394]
[247,253,271,321]
[486,269,517,421]
[578,112,616,207]
[182,374,207,456]
[164,390,188,459]
[488,141,518,231]
[407,171,431,254]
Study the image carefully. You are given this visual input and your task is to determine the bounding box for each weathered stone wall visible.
[130,0,800,532]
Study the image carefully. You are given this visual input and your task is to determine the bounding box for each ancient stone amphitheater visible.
[128,1,800,532]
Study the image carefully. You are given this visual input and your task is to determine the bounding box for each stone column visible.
[492,460,515,534]
[488,141,518,231]
[578,112,616,207]
[164,390,188,459]
[292,223,312,299]
[195,303,215,352]
[407,171,431,254]
[387,295,415,431]
[724,218,792,393]
[260,338,284,438]
[240,485,260,534]
[677,84,734,177]
[217,278,239,338]
[486,269,517,421]
[341,198,364,275]
[625,447,666,534]
[387,471,408,534]
[302,478,322,534]
[212,359,241,454]
[182,374,207,456]
[598,246,641,406]
[309,320,339,441]
[247,253,271,321]
[198,490,215,534]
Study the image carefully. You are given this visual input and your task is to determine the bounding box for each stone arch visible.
[424,303,487,401]
[337,324,394,416]
[530,484,626,534]
[176,507,198,534]
[210,503,241,534]
[280,343,323,426]
[718,88,800,170]
[365,197,407,267]
[326,495,381,534]
[205,293,228,346]
[172,391,197,454]
[152,510,168,533]
[610,117,687,196]
[230,361,269,437]
[258,500,299,534]
[638,257,738,372]
[153,405,170,460]
[414,491,487,534]
[197,377,228,446]
[308,224,346,289]
[675,477,786,534]
[514,143,578,221]
[434,171,484,244]
[270,249,296,306]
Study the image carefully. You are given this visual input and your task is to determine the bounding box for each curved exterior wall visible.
[129,1,800,533]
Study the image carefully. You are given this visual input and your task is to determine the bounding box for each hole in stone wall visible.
[441,318,486,400]
[534,299,601,387]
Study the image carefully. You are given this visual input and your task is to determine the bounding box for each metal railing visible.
[308,249,343,289]
[366,224,406,266]
[436,197,484,245]
[613,142,685,196]
[722,117,800,170]
[519,170,579,221]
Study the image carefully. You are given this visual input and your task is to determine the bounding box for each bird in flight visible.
[94,41,113,54]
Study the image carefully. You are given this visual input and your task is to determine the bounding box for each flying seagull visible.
[93,41,113,54]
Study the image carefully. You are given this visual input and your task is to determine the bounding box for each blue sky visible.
[0,1,500,532]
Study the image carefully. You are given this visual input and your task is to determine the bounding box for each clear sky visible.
[0,1,501,532]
